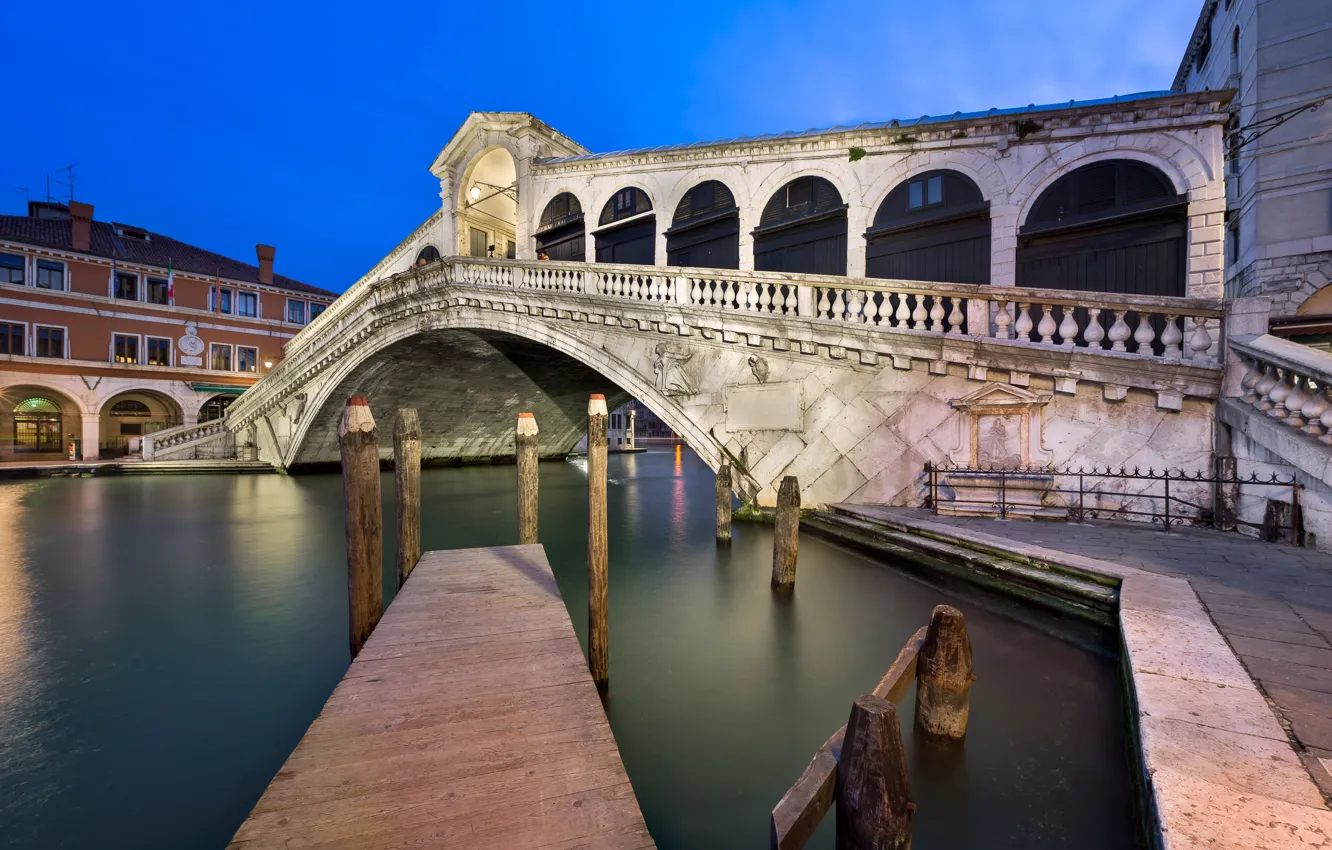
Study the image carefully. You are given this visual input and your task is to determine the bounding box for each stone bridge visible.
[200,256,1225,507]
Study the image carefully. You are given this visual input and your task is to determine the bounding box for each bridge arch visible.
[456,146,519,259]
[280,305,730,484]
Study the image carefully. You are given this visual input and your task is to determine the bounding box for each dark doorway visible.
[200,395,236,423]
[666,181,739,269]
[535,193,586,262]
[595,188,655,265]
[13,397,63,453]
[753,176,847,276]
[866,170,990,284]
[1017,160,1186,297]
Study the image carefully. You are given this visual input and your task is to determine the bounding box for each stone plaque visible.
[180,355,203,367]
[726,382,801,431]
[977,414,1023,467]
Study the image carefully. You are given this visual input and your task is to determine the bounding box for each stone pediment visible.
[950,382,1051,412]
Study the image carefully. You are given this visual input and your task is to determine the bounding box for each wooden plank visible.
[769,627,925,850]
[228,544,655,850]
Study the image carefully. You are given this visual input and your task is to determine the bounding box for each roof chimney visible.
[69,201,94,252]
[256,244,275,285]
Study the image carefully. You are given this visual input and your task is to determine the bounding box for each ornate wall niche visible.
[947,383,1053,469]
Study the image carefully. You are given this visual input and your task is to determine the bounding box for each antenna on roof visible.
[50,164,78,203]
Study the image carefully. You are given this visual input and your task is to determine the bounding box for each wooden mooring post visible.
[587,394,610,687]
[916,604,974,739]
[837,695,914,850]
[340,397,383,659]
[772,475,800,589]
[716,462,733,544]
[394,408,421,588]
[516,412,539,545]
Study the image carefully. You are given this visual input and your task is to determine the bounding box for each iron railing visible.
[923,460,1303,544]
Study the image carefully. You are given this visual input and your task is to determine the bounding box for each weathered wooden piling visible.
[716,462,733,544]
[393,408,422,588]
[587,394,610,687]
[915,604,974,739]
[836,694,914,850]
[339,397,383,659]
[771,475,800,589]
[516,412,540,545]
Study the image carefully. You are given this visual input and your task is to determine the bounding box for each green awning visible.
[188,383,250,395]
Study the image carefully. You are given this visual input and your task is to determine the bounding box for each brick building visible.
[0,200,336,460]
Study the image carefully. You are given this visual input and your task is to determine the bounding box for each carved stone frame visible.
[947,383,1053,468]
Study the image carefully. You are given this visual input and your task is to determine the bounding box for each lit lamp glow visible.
[469,186,481,201]
[263,361,273,369]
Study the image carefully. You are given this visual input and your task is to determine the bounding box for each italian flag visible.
[167,259,175,305]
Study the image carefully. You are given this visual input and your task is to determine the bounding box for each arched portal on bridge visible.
[866,169,991,284]
[535,193,586,261]
[753,176,848,276]
[595,188,655,265]
[457,148,518,259]
[665,180,739,269]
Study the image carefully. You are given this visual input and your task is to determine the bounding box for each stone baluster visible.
[863,291,879,324]
[690,278,703,305]
[1058,306,1079,347]
[948,298,965,334]
[1133,312,1157,356]
[831,288,846,320]
[1267,369,1296,419]
[759,283,773,313]
[895,293,912,329]
[912,294,928,330]
[1108,311,1132,352]
[929,296,946,332]
[1254,363,1280,411]
[786,285,800,315]
[746,281,760,311]
[1285,374,1310,428]
[993,301,1013,339]
[846,289,863,323]
[1161,316,1183,361]
[1319,391,1332,445]
[1238,357,1264,404]
[817,287,831,319]
[1187,317,1213,363]
[1014,303,1034,342]
[1037,305,1057,344]
[1085,308,1106,350]
[1303,384,1330,437]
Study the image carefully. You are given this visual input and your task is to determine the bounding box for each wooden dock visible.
[228,545,655,850]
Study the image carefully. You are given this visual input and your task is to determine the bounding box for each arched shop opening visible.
[458,148,518,259]
[594,188,655,265]
[1018,160,1186,297]
[665,181,739,269]
[1,385,82,459]
[99,391,182,457]
[753,176,848,276]
[414,245,441,267]
[535,193,586,262]
[199,394,238,423]
[866,169,990,284]
[11,396,64,455]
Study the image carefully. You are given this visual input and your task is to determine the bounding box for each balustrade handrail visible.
[449,256,1225,316]
[1231,334,1332,386]
[143,418,228,451]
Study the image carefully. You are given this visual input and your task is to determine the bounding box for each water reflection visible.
[0,450,1137,850]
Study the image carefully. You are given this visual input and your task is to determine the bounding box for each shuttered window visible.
[598,188,652,226]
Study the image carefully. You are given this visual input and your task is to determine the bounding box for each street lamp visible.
[469,185,481,201]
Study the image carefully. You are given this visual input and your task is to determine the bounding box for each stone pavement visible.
[871,507,1332,799]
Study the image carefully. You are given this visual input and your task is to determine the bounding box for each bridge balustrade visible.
[449,257,1223,364]
[1233,335,1332,439]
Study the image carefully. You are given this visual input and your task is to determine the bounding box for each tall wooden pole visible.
[716,462,732,544]
[836,694,914,850]
[772,475,800,589]
[916,604,974,739]
[340,396,383,659]
[516,412,540,545]
[393,408,421,589]
[587,394,610,687]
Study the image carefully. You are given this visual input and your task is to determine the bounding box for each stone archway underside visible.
[292,329,631,467]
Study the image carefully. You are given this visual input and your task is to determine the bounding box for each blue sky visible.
[1,0,1201,292]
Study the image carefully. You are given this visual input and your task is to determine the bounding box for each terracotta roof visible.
[0,213,336,298]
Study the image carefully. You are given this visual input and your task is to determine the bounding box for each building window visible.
[0,253,23,284]
[113,334,139,364]
[287,300,306,324]
[469,227,489,258]
[210,287,233,314]
[907,175,944,210]
[236,291,258,317]
[1,321,25,355]
[37,260,65,291]
[506,239,516,259]
[309,302,326,320]
[1197,8,1214,71]
[147,277,170,305]
[237,346,258,373]
[35,326,65,358]
[1230,219,1241,267]
[199,395,234,422]
[114,272,139,300]
[146,337,171,366]
[210,343,232,371]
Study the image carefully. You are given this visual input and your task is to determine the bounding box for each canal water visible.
[0,447,1140,849]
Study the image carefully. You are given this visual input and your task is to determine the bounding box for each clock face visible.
[178,335,205,356]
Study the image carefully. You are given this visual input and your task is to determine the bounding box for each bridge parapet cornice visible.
[226,256,1225,430]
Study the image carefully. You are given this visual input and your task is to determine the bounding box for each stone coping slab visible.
[829,505,1332,849]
